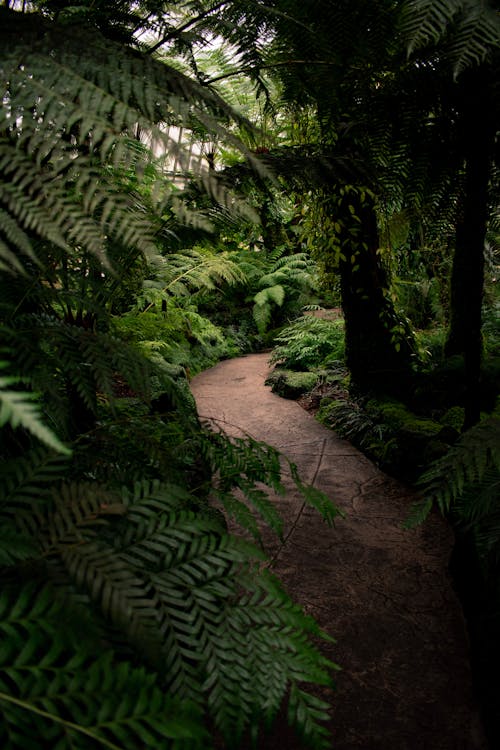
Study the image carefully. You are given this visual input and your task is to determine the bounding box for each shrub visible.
[269,316,345,371]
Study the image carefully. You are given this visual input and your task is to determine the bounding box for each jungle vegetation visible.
[1,0,499,748]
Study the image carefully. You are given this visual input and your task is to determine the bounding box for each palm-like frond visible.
[0,7,263,272]
[0,583,206,750]
[401,0,500,76]
[408,416,500,524]
[200,430,340,539]
[0,474,337,749]
[0,365,70,454]
[138,247,248,310]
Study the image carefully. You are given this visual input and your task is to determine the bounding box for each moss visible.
[265,369,318,399]
[440,406,465,432]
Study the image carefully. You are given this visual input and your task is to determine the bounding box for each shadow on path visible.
[191,353,486,750]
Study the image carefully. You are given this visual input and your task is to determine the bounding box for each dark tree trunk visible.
[445,69,495,428]
[337,191,415,393]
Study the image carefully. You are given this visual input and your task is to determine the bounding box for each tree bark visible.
[336,191,416,393]
[445,69,495,428]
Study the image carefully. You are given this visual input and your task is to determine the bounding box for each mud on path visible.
[191,353,486,750]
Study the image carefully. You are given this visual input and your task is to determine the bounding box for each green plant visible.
[269,315,345,371]
[317,398,396,465]
[408,416,500,530]
[0,7,341,748]
[0,470,338,749]
[252,249,318,335]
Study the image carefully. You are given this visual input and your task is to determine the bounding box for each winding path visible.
[191,353,486,750]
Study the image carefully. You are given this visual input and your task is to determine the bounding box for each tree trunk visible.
[336,190,416,393]
[445,69,494,428]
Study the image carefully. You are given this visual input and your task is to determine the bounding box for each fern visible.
[269,315,345,370]
[407,416,500,525]
[0,7,263,272]
[0,584,206,750]
[0,476,338,749]
[251,249,317,335]
[253,283,285,334]
[0,366,70,455]
[0,8,342,748]
[140,248,248,308]
[401,0,500,77]
[199,429,340,541]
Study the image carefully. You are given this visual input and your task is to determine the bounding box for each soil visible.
[190,352,487,750]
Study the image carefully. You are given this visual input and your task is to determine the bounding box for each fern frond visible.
[408,416,500,524]
[254,283,286,309]
[253,284,285,334]
[0,524,37,566]
[0,583,206,750]
[0,448,69,513]
[0,371,70,455]
[0,208,38,269]
[139,248,248,312]
[200,430,339,539]
[0,7,266,270]
[401,0,500,76]
[269,315,345,370]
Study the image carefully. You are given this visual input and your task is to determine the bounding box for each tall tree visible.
[401,0,500,426]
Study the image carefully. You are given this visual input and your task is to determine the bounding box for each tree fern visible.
[251,250,317,335]
[137,247,248,311]
[0,7,342,748]
[0,7,262,272]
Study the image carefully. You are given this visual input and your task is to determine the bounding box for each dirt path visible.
[191,353,486,750]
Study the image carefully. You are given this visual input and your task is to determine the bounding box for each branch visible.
[206,59,337,85]
[146,1,229,55]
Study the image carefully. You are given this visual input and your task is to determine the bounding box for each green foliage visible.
[269,315,345,370]
[201,429,340,540]
[0,464,338,749]
[408,416,500,526]
[0,6,341,748]
[137,248,248,310]
[0,363,70,455]
[317,398,395,464]
[114,306,232,377]
[252,250,318,335]
[266,369,319,399]
[401,0,500,77]
[0,583,207,750]
[0,6,259,273]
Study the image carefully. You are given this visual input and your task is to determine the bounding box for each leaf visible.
[0,584,207,750]
[0,377,70,455]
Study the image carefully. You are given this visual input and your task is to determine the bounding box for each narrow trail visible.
[191,353,486,750]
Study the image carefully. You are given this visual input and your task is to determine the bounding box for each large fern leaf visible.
[0,369,70,455]
[401,0,500,76]
[17,477,338,748]
[0,7,263,271]
[407,416,500,525]
[0,583,207,750]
